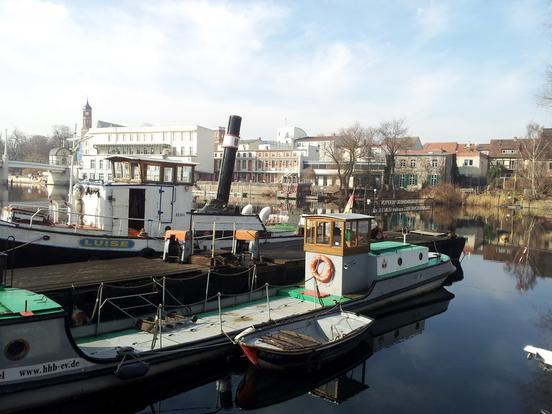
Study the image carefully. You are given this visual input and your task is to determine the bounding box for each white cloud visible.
[0,0,548,143]
[415,2,449,40]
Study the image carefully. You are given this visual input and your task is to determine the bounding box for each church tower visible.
[81,100,92,138]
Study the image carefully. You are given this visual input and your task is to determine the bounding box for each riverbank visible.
[462,192,552,218]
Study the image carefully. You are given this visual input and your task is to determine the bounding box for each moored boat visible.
[235,310,373,370]
[0,212,454,412]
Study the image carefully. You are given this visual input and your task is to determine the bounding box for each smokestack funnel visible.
[216,115,241,205]
[199,115,242,213]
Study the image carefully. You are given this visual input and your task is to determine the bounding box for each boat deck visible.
[77,293,324,358]
[10,257,208,292]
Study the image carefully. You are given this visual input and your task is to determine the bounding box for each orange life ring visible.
[310,255,335,283]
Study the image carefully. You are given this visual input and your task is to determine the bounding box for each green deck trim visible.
[375,254,450,280]
[76,328,141,344]
[266,223,298,232]
[370,241,425,254]
[278,287,352,306]
[0,287,63,319]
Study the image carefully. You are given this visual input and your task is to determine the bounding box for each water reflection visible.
[382,206,552,290]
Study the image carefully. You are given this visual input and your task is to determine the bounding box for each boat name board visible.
[0,358,91,383]
[79,238,136,249]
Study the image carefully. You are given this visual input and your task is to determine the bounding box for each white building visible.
[78,102,215,181]
[275,126,307,145]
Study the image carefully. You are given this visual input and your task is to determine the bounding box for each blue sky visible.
[0,0,550,142]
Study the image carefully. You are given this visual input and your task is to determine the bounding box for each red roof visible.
[423,142,458,153]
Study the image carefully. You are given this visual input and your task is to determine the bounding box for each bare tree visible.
[516,122,552,198]
[323,123,375,199]
[51,125,73,148]
[378,119,408,196]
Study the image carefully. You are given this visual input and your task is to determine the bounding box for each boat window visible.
[176,166,193,184]
[306,220,316,244]
[122,162,130,179]
[5,339,29,361]
[113,162,124,179]
[113,162,130,179]
[132,164,141,180]
[345,221,357,247]
[316,221,331,245]
[357,220,370,247]
[146,165,160,181]
[333,221,343,246]
[163,167,174,183]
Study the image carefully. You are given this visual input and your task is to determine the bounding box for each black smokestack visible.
[216,115,241,205]
[198,115,242,214]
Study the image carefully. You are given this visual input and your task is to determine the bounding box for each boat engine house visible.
[80,156,196,237]
[303,213,431,297]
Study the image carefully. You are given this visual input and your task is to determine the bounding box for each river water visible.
[9,184,552,413]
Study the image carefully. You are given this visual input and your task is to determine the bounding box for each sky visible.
[0,0,551,143]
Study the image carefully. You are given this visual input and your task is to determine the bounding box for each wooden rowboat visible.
[235,311,373,370]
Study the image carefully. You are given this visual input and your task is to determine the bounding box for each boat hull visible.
[0,221,162,267]
[0,314,236,413]
[240,328,369,370]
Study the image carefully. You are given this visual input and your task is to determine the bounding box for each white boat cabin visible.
[78,155,195,238]
[303,213,430,296]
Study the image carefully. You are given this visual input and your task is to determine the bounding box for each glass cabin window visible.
[176,166,193,183]
[306,221,316,244]
[163,167,174,183]
[345,221,357,247]
[132,164,141,180]
[357,220,370,246]
[333,222,343,246]
[146,165,160,181]
[316,221,331,245]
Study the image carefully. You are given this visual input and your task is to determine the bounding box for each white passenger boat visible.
[0,156,196,266]
[0,212,455,412]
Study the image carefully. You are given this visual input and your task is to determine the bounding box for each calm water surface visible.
[13,186,552,413]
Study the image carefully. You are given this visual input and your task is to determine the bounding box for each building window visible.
[399,175,407,188]
[98,173,104,181]
[430,174,438,186]
[99,160,103,169]
[90,159,96,169]
[90,173,95,180]
[431,159,438,167]
[463,159,473,166]
[408,174,417,185]
[399,159,406,167]
[410,159,416,167]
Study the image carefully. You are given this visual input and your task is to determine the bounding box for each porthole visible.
[397,257,403,266]
[419,252,423,260]
[5,339,30,361]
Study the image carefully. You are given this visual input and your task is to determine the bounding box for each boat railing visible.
[6,203,164,237]
[87,264,314,339]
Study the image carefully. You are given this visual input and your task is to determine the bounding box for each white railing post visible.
[211,221,216,261]
[218,292,223,333]
[95,283,104,336]
[265,283,271,321]
[204,270,211,307]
